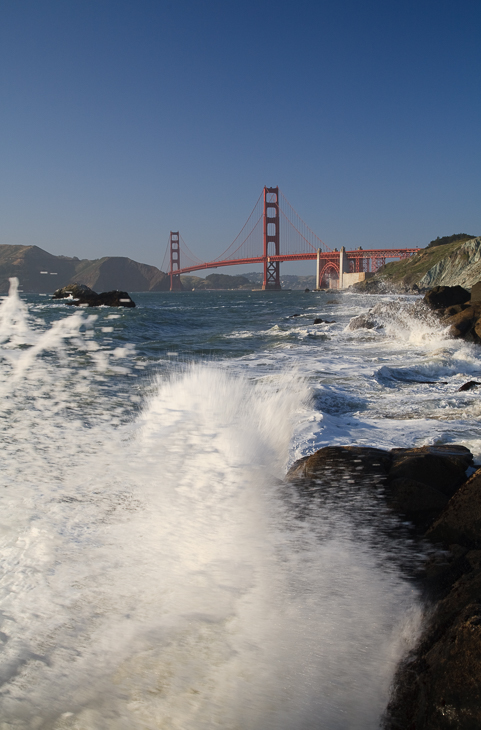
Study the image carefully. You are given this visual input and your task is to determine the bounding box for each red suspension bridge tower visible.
[263,186,281,290]
[169,231,182,292]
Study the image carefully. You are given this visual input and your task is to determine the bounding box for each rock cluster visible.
[52,283,136,308]
[287,444,481,729]
[423,284,481,342]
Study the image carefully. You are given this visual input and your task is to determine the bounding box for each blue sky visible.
[1,0,480,275]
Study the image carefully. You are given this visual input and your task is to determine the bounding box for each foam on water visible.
[0,283,423,729]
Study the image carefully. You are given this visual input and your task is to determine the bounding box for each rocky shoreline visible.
[286,443,481,728]
[289,283,481,728]
[349,283,481,348]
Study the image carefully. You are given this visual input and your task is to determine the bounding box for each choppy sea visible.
[1,281,480,729]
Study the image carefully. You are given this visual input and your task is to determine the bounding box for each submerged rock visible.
[313,318,335,324]
[458,380,481,392]
[53,283,136,307]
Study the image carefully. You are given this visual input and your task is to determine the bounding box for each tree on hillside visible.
[427,233,476,249]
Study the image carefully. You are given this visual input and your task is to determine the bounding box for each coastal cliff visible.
[353,236,481,293]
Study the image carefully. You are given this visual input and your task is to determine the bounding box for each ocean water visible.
[1,281,480,729]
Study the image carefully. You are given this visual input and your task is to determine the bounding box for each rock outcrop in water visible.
[287,444,481,729]
[423,284,481,344]
[52,283,136,307]
[348,284,481,347]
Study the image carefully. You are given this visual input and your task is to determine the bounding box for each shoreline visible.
[287,442,481,728]
[287,285,481,729]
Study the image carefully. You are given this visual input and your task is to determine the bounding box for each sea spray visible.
[0,287,423,729]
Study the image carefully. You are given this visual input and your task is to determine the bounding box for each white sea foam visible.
[0,285,422,729]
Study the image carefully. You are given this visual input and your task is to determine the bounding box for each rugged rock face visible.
[419,237,481,289]
[52,283,136,307]
[287,444,481,729]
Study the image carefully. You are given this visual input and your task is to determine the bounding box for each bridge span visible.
[163,187,419,291]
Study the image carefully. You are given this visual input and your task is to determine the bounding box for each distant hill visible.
[244,272,316,290]
[179,272,317,290]
[0,245,169,294]
[180,273,251,290]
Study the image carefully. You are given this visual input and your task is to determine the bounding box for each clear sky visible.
[1,0,480,275]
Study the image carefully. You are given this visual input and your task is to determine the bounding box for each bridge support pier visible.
[169,231,182,291]
[262,186,281,290]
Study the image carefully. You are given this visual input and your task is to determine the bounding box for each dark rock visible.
[287,444,472,505]
[384,590,481,729]
[53,283,98,303]
[423,285,470,310]
[286,445,391,485]
[474,319,481,341]
[388,446,472,498]
[381,450,481,729]
[426,469,481,548]
[458,381,481,392]
[443,303,472,317]
[290,313,301,317]
[444,306,477,338]
[52,283,135,307]
[470,281,481,302]
[313,318,335,324]
[385,477,449,527]
[304,288,310,293]
[95,290,136,307]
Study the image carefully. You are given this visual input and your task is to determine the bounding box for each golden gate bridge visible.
[162,187,419,291]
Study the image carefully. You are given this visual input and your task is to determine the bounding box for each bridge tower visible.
[262,186,281,290]
[169,231,182,291]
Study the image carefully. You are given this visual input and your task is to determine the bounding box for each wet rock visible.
[423,285,470,310]
[95,290,136,307]
[52,283,135,307]
[385,594,481,730]
[385,466,481,729]
[443,302,472,317]
[458,381,481,392]
[53,283,98,304]
[313,318,335,324]
[286,445,391,485]
[426,469,481,548]
[444,306,478,338]
[346,313,378,330]
[385,478,449,527]
[388,446,472,498]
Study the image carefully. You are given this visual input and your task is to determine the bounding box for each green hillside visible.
[355,238,478,292]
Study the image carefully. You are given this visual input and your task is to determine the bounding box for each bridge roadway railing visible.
[172,249,420,278]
